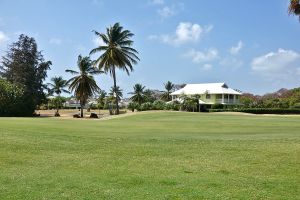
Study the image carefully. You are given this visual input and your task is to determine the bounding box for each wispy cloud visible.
[184,48,218,63]
[149,22,213,46]
[49,38,62,45]
[157,6,176,18]
[251,48,300,81]
[229,40,243,55]
[150,0,164,5]
[0,31,9,47]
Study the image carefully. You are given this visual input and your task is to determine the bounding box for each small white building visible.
[171,83,242,105]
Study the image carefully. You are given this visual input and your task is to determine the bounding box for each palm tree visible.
[161,81,174,101]
[90,22,140,114]
[289,0,300,20]
[96,90,107,114]
[47,76,69,115]
[129,83,146,105]
[109,86,123,102]
[65,55,102,118]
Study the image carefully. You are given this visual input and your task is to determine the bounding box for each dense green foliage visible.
[240,88,300,109]
[0,34,51,116]
[210,108,300,114]
[90,22,139,114]
[0,112,299,199]
[0,79,26,116]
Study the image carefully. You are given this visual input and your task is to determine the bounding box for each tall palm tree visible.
[161,81,174,101]
[289,0,300,20]
[65,55,102,118]
[90,22,140,114]
[47,76,69,115]
[129,83,146,105]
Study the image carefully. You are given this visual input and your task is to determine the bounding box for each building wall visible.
[172,94,240,105]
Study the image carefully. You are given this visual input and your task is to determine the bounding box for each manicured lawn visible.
[0,112,299,199]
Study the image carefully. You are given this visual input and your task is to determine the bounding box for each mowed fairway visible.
[0,112,299,199]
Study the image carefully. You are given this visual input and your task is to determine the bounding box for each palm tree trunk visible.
[80,104,84,118]
[112,66,119,115]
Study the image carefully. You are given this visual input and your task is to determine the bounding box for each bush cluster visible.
[209,108,300,114]
[0,79,27,116]
[127,100,180,112]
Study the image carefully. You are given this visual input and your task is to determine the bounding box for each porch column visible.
[222,94,224,104]
[228,94,230,104]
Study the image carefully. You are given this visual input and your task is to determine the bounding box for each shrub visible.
[209,108,300,114]
[140,102,153,111]
[152,100,166,110]
[127,102,139,112]
[0,79,27,116]
[164,102,180,111]
[90,113,98,118]
[73,114,81,118]
[211,104,224,109]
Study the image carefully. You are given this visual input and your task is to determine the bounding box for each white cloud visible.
[157,6,175,18]
[49,38,62,45]
[184,48,218,63]
[150,22,213,46]
[150,0,164,5]
[93,37,105,46]
[202,64,213,70]
[0,31,9,47]
[251,48,300,80]
[229,41,243,55]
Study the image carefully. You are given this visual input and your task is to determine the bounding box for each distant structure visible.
[171,83,242,106]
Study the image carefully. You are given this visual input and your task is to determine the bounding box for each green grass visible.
[0,112,300,199]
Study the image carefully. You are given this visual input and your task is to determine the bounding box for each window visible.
[206,94,211,99]
[216,94,222,99]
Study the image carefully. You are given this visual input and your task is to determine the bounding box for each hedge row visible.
[209,108,300,114]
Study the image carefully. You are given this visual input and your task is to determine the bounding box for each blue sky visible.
[0,0,300,96]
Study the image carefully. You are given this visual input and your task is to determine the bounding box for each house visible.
[170,83,242,106]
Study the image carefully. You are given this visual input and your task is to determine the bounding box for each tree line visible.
[0,23,139,117]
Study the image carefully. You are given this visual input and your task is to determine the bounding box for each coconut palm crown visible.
[161,81,175,101]
[48,76,69,96]
[129,83,146,105]
[90,22,140,114]
[66,55,102,117]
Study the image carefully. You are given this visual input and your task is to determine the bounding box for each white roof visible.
[171,83,242,95]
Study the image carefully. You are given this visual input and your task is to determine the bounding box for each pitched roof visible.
[171,83,242,95]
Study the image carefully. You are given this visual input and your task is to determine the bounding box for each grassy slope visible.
[0,112,299,200]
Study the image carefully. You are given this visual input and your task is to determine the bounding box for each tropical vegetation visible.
[66,55,102,117]
[0,34,51,116]
[129,83,146,105]
[47,76,69,116]
[90,22,140,115]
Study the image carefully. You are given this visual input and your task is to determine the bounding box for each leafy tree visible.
[66,55,102,118]
[0,34,51,116]
[161,81,174,101]
[129,83,146,105]
[0,79,26,116]
[289,0,300,20]
[90,22,140,114]
[47,76,69,115]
